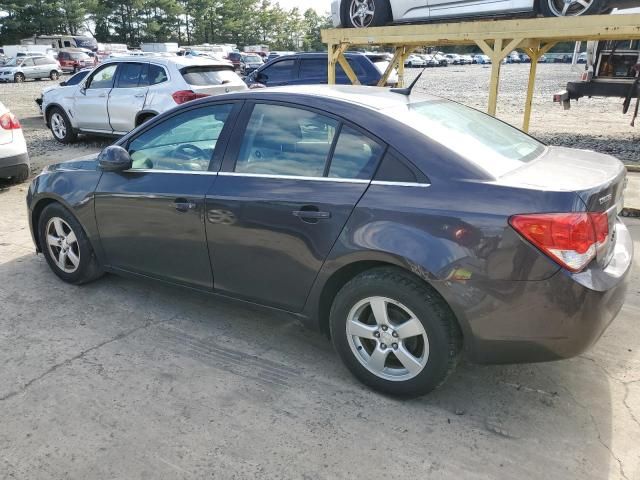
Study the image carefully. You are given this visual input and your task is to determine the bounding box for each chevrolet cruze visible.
[27,85,632,396]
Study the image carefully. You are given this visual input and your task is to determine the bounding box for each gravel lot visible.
[0,63,638,174]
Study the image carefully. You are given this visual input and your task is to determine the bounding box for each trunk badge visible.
[598,193,612,205]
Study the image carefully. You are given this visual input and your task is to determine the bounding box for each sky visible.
[277,0,332,14]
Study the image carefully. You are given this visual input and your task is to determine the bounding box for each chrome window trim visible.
[370,180,431,188]
[218,172,370,184]
[123,169,219,175]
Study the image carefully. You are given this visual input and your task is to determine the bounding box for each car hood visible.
[0,68,16,73]
[44,153,100,173]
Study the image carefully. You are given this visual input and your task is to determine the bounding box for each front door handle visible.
[134,93,145,98]
[174,198,197,212]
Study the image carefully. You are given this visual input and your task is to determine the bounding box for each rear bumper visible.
[0,152,30,178]
[446,219,633,364]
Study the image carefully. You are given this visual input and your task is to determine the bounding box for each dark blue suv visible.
[245,52,386,88]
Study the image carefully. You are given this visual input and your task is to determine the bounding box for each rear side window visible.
[328,126,383,179]
[34,57,53,66]
[181,66,237,85]
[299,58,326,78]
[261,59,295,82]
[148,64,168,85]
[116,63,144,87]
[235,104,338,177]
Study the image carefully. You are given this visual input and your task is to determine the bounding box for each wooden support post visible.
[522,42,556,132]
[377,48,404,87]
[328,43,360,85]
[396,46,413,87]
[328,43,337,85]
[475,37,523,117]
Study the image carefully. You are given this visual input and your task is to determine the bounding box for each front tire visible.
[38,203,103,285]
[48,107,77,144]
[330,267,461,397]
[342,0,391,28]
[49,70,59,80]
[14,73,25,83]
[539,0,604,16]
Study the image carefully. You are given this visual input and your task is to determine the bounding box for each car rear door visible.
[94,102,240,289]
[20,57,36,79]
[205,101,385,311]
[108,62,149,134]
[73,63,118,132]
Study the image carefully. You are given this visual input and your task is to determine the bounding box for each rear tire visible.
[48,107,77,144]
[38,203,103,285]
[14,73,25,83]
[12,164,29,183]
[330,267,461,397]
[539,0,604,16]
[341,0,391,28]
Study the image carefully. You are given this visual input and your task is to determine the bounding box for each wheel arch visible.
[312,257,467,347]
[31,194,93,254]
[135,110,158,127]
[44,103,68,128]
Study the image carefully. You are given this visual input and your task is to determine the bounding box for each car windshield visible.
[243,55,262,62]
[4,58,22,67]
[70,53,90,60]
[388,99,545,176]
[180,66,240,85]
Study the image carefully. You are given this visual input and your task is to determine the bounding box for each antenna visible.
[390,67,426,96]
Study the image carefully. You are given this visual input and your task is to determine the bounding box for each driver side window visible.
[127,104,233,172]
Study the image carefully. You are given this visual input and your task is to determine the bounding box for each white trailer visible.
[2,44,51,58]
[140,43,179,53]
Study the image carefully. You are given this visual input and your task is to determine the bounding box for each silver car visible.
[332,0,634,28]
[0,56,62,83]
[42,56,247,143]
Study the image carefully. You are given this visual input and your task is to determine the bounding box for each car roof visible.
[238,84,439,111]
[101,56,232,68]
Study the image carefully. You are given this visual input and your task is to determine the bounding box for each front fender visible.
[27,164,103,261]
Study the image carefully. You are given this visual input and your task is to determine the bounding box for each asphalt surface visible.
[0,178,639,479]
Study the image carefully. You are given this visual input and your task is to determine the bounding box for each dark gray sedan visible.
[26,86,632,397]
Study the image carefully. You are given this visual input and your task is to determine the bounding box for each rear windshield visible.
[70,52,90,60]
[389,100,545,176]
[180,66,239,85]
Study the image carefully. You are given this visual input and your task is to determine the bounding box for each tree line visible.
[0,0,333,51]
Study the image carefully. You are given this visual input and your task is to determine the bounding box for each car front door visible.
[257,58,297,86]
[108,62,149,134]
[94,102,239,289]
[73,63,118,132]
[205,102,385,311]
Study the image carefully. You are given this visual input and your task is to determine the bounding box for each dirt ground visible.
[0,65,639,479]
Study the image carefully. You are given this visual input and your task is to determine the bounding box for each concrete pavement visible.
[0,179,639,480]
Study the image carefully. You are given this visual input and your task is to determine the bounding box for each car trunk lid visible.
[501,146,626,268]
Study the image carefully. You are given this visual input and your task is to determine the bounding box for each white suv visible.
[42,56,247,143]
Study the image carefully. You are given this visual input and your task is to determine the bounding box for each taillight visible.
[509,212,609,273]
[172,90,209,105]
[0,112,21,130]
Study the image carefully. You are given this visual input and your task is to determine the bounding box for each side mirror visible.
[98,145,132,172]
[59,81,67,86]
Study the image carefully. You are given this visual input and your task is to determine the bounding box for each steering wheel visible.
[174,143,208,161]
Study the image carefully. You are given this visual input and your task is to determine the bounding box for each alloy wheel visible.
[346,296,429,381]
[349,0,375,28]
[548,0,594,16]
[50,112,67,140]
[46,217,81,273]
[14,73,24,83]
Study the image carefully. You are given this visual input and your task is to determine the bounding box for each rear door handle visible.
[174,199,197,212]
[292,210,331,219]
